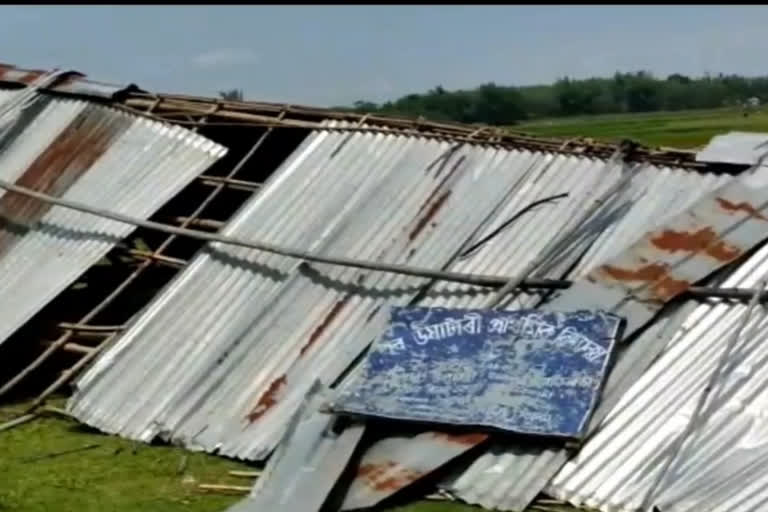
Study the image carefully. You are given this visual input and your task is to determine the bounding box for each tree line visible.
[333,71,768,125]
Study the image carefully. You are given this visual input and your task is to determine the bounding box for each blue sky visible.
[1,5,767,106]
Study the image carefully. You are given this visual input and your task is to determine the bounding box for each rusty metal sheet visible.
[228,382,364,512]
[331,307,622,438]
[0,62,138,99]
[441,301,696,511]
[441,167,768,511]
[0,91,226,351]
[342,431,489,511]
[69,124,555,460]
[341,164,768,511]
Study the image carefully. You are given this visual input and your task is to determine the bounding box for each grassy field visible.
[516,107,768,149]
[0,398,492,512]
[0,398,586,512]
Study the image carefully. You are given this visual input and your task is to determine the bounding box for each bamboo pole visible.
[198,484,251,494]
[55,342,94,355]
[166,217,224,230]
[125,249,186,268]
[0,413,37,433]
[0,173,762,308]
[228,470,262,478]
[195,174,262,192]
[119,96,705,169]
[57,323,124,332]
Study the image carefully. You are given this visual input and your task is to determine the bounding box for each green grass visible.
[0,399,487,512]
[515,107,768,149]
[0,399,254,512]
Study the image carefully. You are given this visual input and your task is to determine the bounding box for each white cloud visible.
[191,48,258,69]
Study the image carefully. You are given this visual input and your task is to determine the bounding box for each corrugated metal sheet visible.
[569,169,733,276]
[345,163,768,511]
[340,167,732,511]
[442,301,696,511]
[228,381,364,512]
[69,125,568,460]
[439,164,768,511]
[0,89,226,350]
[422,165,731,311]
[0,63,138,99]
[696,131,768,166]
[341,430,490,511]
[339,304,696,511]
[67,116,768,510]
[546,239,768,512]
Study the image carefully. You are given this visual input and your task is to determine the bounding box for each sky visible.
[1,5,767,107]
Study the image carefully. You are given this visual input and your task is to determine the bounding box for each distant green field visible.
[516,107,768,149]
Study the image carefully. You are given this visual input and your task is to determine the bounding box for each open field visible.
[516,107,768,149]
[0,398,490,512]
[0,398,586,512]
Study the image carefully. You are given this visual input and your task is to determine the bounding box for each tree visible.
[555,78,594,116]
[667,73,692,85]
[472,83,527,124]
[344,69,768,125]
[352,100,379,112]
[219,89,244,101]
[625,74,662,112]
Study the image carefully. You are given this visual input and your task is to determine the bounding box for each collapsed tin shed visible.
[64,98,768,512]
[3,61,768,512]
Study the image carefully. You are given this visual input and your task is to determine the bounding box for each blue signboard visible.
[332,307,623,438]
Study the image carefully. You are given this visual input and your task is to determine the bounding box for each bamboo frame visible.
[0,86,756,415]
[119,92,709,170]
[0,105,289,405]
[1,161,766,409]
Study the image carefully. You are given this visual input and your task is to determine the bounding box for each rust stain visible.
[652,276,691,301]
[427,149,465,180]
[356,461,426,492]
[299,296,350,357]
[430,432,489,445]
[19,71,44,84]
[716,197,768,221]
[600,263,690,301]
[650,227,741,262]
[246,375,287,422]
[0,106,130,257]
[408,190,451,241]
[417,151,463,213]
[601,262,668,283]
[365,305,382,324]
[435,154,466,179]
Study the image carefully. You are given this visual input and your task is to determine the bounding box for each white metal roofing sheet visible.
[67,117,764,511]
[69,124,561,460]
[696,131,768,166]
[228,382,364,512]
[344,167,742,511]
[438,170,768,511]
[546,240,768,512]
[0,91,226,350]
